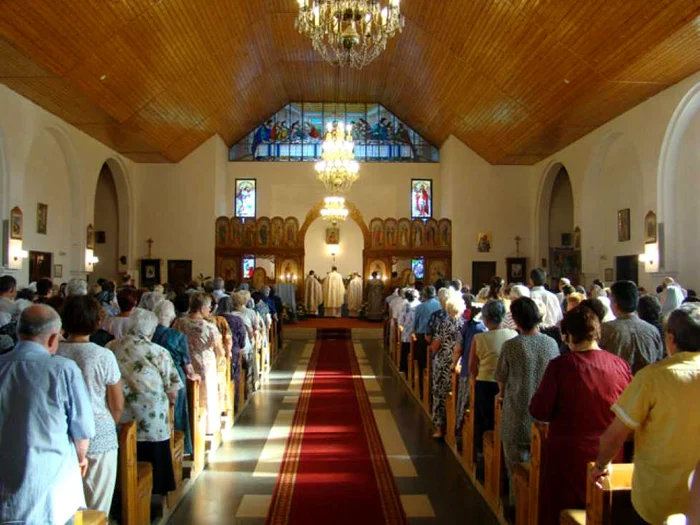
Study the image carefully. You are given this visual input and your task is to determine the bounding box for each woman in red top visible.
[529,305,632,525]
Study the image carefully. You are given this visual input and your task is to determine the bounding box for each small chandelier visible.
[295,0,405,69]
[320,196,349,225]
[315,121,360,194]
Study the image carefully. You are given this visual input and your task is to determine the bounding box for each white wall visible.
[0,84,135,286]
[548,169,574,249]
[304,217,364,277]
[94,167,120,282]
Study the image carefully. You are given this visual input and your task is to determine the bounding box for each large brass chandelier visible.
[320,196,350,225]
[315,121,360,194]
[295,0,405,69]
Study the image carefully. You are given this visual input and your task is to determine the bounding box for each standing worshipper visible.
[660,276,685,315]
[389,288,408,350]
[231,292,256,397]
[496,297,559,498]
[591,303,700,524]
[0,305,95,525]
[412,286,441,398]
[216,296,247,411]
[347,272,364,317]
[600,281,664,374]
[530,268,564,327]
[398,289,420,374]
[305,270,323,316]
[324,266,346,318]
[366,272,385,321]
[529,305,632,525]
[269,286,284,347]
[430,290,465,440]
[152,300,198,455]
[0,275,18,319]
[172,293,224,434]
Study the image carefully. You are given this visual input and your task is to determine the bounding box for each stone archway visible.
[299,199,370,245]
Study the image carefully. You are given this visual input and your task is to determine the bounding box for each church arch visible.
[535,162,574,271]
[101,157,134,275]
[657,81,700,274]
[0,127,9,237]
[299,199,370,245]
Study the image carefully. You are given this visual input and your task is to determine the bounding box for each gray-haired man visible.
[0,305,95,524]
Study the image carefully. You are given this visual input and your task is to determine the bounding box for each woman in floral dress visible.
[173,293,225,434]
[430,290,465,440]
[108,308,183,495]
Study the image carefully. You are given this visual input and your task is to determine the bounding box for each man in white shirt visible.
[529,268,563,327]
[212,278,228,301]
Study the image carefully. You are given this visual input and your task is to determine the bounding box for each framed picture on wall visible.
[644,211,657,244]
[477,232,492,253]
[604,268,614,282]
[37,203,48,235]
[10,207,23,240]
[325,227,339,245]
[86,224,95,250]
[506,257,527,284]
[411,179,432,219]
[53,264,63,278]
[617,208,631,242]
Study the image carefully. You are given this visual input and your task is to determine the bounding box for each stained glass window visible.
[235,179,256,218]
[242,257,255,279]
[411,179,432,219]
[412,257,425,280]
[229,102,439,163]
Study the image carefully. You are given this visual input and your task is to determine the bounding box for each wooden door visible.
[615,256,639,284]
[472,261,496,294]
[29,251,52,283]
[167,260,192,286]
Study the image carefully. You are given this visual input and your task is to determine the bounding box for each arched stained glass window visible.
[229,103,439,163]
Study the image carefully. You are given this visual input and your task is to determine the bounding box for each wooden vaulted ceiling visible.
[1,1,700,165]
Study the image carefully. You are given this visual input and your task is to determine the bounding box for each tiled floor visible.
[166,331,499,524]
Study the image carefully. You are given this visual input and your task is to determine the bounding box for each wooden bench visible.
[460,378,476,473]
[445,371,457,447]
[168,405,186,506]
[559,463,634,525]
[118,421,153,525]
[74,510,108,525]
[513,421,549,525]
[423,342,431,413]
[408,336,416,392]
[394,322,401,370]
[186,378,206,478]
[223,354,234,428]
[483,396,506,513]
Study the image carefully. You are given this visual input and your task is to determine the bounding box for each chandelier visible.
[315,121,360,193]
[320,196,349,225]
[295,0,405,69]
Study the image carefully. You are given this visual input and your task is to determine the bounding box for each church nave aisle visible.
[167,329,499,525]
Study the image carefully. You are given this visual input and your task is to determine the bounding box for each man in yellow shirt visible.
[591,303,700,524]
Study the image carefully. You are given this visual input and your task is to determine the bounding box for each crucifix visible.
[146,238,154,258]
[514,235,522,257]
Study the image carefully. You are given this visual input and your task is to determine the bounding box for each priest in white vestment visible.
[347,273,363,317]
[324,266,346,318]
[305,271,323,316]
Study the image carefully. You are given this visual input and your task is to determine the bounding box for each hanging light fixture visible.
[315,121,360,194]
[295,0,405,69]
[320,195,349,225]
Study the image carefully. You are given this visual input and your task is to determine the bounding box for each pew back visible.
[187,378,206,477]
[118,421,153,525]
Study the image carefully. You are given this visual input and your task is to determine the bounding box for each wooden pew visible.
[223,354,234,427]
[460,378,476,473]
[168,405,186,506]
[513,422,549,525]
[483,396,506,513]
[74,510,108,525]
[186,379,206,478]
[559,463,634,525]
[445,370,457,448]
[394,322,401,369]
[408,336,415,392]
[118,421,153,525]
[423,342,432,413]
[238,353,247,410]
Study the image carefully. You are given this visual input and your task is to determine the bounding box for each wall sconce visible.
[328,244,340,257]
[85,249,99,272]
[7,238,28,270]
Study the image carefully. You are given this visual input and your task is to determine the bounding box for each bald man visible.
[0,305,95,524]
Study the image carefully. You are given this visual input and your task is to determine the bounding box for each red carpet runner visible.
[266,329,407,525]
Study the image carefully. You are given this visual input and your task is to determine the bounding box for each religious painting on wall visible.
[234,179,256,218]
[368,259,388,280]
[618,208,631,242]
[573,226,581,250]
[644,211,657,244]
[284,217,299,247]
[140,259,161,288]
[36,203,48,235]
[271,217,284,247]
[257,217,271,247]
[86,224,95,250]
[397,219,411,249]
[412,220,425,249]
[243,220,256,247]
[10,207,23,240]
[252,268,267,291]
[438,219,452,249]
[279,259,299,280]
[384,219,398,248]
[550,248,580,281]
[242,257,256,280]
[325,227,340,245]
[411,257,425,280]
[216,217,230,246]
[506,257,527,284]
[217,256,239,282]
[425,219,438,248]
[411,179,432,219]
[477,232,492,253]
[230,218,243,247]
[428,259,448,284]
[604,268,614,282]
[370,219,384,249]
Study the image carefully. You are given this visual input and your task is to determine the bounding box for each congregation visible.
[0,274,282,524]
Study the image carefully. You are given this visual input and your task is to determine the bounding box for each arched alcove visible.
[0,128,9,230]
[98,158,133,276]
[657,81,700,278]
[94,164,120,281]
